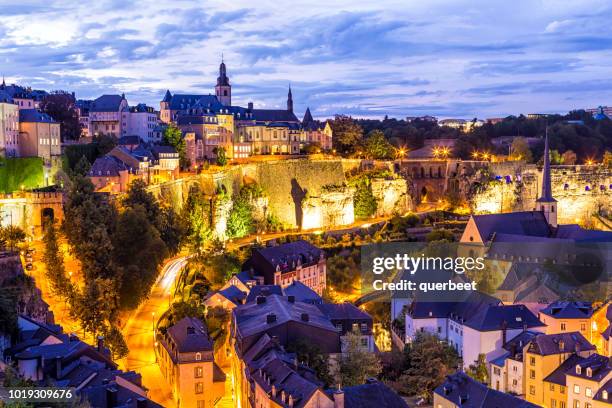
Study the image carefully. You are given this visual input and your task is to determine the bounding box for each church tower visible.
[537,130,557,228]
[215,59,231,106]
[287,85,293,112]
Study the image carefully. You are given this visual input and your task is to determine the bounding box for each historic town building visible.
[160,61,332,164]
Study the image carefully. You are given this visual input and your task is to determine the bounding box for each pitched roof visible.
[168,94,222,111]
[527,332,595,356]
[284,281,322,304]
[89,155,129,177]
[117,135,142,146]
[567,353,612,382]
[537,133,556,203]
[233,294,336,339]
[251,109,299,123]
[218,285,247,305]
[341,379,409,408]
[540,301,594,319]
[408,291,501,321]
[302,108,314,125]
[544,354,582,386]
[434,372,539,407]
[316,302,371,321]
[254,240,323,272]
[166,317,213,353]
[245,285,284,303]
[162,90,172,103]
[90,95,126,112]
[19,109,56,123]
[594,377,612,403]
[471,211,551,242]
[464,304,544,332]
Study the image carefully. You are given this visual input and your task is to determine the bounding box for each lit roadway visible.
[121,256,188,408]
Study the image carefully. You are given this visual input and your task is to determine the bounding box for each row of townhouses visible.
[0,80,60,162]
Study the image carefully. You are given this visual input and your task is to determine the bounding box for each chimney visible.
[301,313,309,322]
[257,296,267,305]
[136,398,147,408]
[106,387,118,408]
[271,385,277,397]
[288,295,295,303]
[55,356,62,379]
[501,320,508,346]
[97,335,105,353]
[248,102,253,110]
[267,313,277,324]
[333,385,344,408]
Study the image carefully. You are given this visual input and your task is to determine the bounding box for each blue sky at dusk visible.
[1,0,611,119]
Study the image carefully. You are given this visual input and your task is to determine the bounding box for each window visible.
[529,385,535,395]
[195,352,202,361]
[512,379,518,386]
[581,323,586,331]
[550,384,555,391]
[561,403,566,408]
[574,401,580,408]
[197,401,205,408]
[195,382,203,394]
[561,386,566,394]
[493,367,501,375]
[194,367,203,378]
[530,370,536,379]
[551,400,557,408]
[574,385,580,394]
[437,326,442,333]
[530,357,536,366]
[561,323,567,331]
[361,338,368,347]
[586,387,592,397]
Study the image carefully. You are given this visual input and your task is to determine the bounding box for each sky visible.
[1,0,612,119]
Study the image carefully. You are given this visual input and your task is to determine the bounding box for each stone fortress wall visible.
[470,162,612,224]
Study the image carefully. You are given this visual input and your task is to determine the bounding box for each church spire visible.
[537,128,557,228]
[538,128,554,202]
[1,75,5,89]
[287,84,293,112]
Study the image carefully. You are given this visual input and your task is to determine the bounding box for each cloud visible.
[1,0,612,118]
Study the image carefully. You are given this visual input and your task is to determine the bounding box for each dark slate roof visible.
[284,281,322,304]
[90,95,126,112]
[544,354,582,386]
[233,294,336,339]
[567,354,612,382]
[176,114,218,125]
[555,224,612,242]
[19,109,56,123]
[254,240,323,272]
[540,301,594,319]
[218,285,247,305]
[434,372,539,407]
[340,379,409,408]
[0,89,12,103]
[497,263,538,291]
[464,304,544,332]
[235,271,256,285]
[603,324,612,341]
[117,135,141,146]
[162,90,172,102]
[594,377,612,403]
[302,108,314,125]
[317,302,371,321]
[408,291,501,321]
[251,109,299,123]
[471,211,552,242]
[503,330,540,359]
[166,317,213,353]
[168,94,222,111]
[89,156,128,177]
[150,145,178,159]
[245,285,284,303]
[81,382,164,408]
[527,332,595,356]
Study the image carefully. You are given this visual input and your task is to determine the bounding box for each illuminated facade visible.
[160,61,332,164]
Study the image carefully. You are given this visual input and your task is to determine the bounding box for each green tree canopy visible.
[338,331,382,386]
[364,130,393,160]
[163,123,189,169]
[331,115,363,155]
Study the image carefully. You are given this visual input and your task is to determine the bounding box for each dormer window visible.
[195,352,202,361]
[576,365,581,375]
[586,367,592,377]
[604,390,608,400]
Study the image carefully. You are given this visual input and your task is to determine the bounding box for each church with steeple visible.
[158,59,332,163]
[460,132,612,246]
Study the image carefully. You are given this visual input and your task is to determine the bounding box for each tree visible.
[331,115,363,155]
[384,333,460,401]
[0,226,26,252]
[71,278,116,339]
[466,353,488,384]
[227,186,259,239]
[112,206,168,309]
[338,331,382,386]
[0,292,18,341]
[103,325,129,360]
[352,178,377,219]
[562,150,577,165]
[425,228,455,242]
[214,147,228,166]
[550,149,563,165]
[183,186,213,255]
[42,219,72,297]
[73,155,91,177]
[364,130,393,160]
[40,91,81,140]
[287,338,333,386]
[163,123,189,169]
[509,137,533,162]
